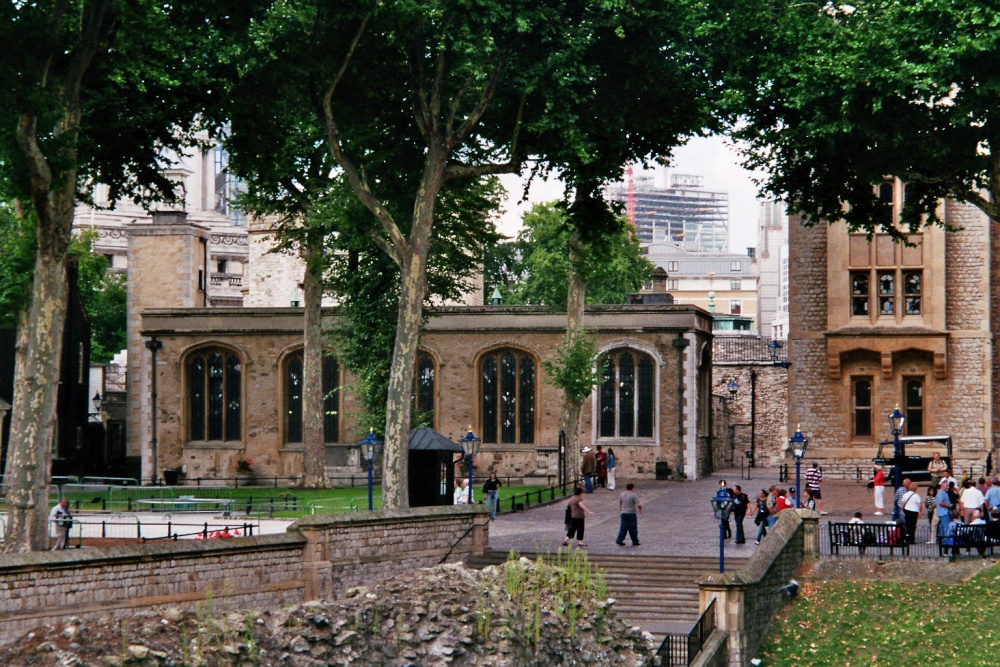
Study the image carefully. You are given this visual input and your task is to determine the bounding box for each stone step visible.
[467,550,746,640]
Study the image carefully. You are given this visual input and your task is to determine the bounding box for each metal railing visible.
[502,477,582,514]
[656,598,717,665]
[308,496,382,514]
[714,337,787,364]
[820,521,957,559]
[61,517,260,545]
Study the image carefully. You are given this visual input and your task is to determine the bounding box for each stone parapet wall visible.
[697,509,818,667]
[0,506,486,647]
[0,534,306,645]
[294,505,489,600]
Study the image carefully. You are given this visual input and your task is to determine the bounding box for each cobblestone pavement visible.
[487,468,885,558]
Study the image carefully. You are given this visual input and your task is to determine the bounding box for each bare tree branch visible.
[322,16,409,268]
[444,93,525,182]
[448,52,508,149]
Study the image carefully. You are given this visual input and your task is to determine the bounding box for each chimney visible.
[651,267,668,293]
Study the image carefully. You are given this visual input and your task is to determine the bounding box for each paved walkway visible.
[488,469,882,558]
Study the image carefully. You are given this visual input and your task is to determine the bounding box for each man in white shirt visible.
[48,498,72,550]
[959,480,986,525]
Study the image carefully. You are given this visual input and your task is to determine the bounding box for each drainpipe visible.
[750,369,757,468]
[145,337,163,484]
[672,335,690,477]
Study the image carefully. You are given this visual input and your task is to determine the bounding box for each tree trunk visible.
[299,238,330,489]
[3,211,73,553]
[381,158,442,509]
[558,231,587,485]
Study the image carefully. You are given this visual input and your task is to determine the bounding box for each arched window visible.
[853,377,872,438]
[414,352,435,426]
[285,352,341,444]
[481,348,535,444]
[598,349,654,439]
[904,378,923,436]
[188,348,241,442]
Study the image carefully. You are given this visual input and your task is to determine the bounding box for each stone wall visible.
[714,365,789,470]
[0,506,486,646]
[697,509,818,667]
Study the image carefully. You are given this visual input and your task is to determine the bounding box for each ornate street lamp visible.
[710,488,734,573]
[789,425,808,509]
[888,405,906,520]
[358,429,383,511]
[459,427,482,505]
[89,391,103,421]
[722,378,738,403]
[768,339,792,369]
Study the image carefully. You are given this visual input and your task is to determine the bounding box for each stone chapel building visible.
[124,211,720,484]
[788,181,997,475]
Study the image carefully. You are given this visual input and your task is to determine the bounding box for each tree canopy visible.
[496,201,653,308]
[728,0,1000,232]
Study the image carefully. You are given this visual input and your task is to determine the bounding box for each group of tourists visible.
[453,471,504,520]
[580,445,616,493]
[563,481,642,548]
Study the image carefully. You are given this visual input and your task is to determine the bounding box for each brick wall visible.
[0,506,486,646]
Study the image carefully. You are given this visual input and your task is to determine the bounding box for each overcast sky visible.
[498,134,764,254]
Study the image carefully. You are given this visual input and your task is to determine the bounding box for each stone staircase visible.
[466,550,747,639]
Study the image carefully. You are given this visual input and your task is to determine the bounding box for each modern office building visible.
[754,199,789,339]
[608,174,729,252]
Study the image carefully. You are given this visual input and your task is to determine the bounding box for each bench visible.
[828,522,909,555]
[938,524,1000,559]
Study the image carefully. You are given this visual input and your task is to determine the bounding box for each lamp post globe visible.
[459,427,482,505]
[358,429,383,511]
[710,489,734,573]
[888,406,906,519]
[789,425,808,510]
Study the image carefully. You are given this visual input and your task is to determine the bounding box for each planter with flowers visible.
[235,456,254,485]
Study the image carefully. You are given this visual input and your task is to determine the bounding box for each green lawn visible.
[757,565,1000,665]
[36,483,557,518]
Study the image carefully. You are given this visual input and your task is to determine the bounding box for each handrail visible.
[655,598,716,666]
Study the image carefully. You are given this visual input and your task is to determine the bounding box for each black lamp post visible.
[789,425,808,509]
[460,427,482,504]
[768,339,792,369]
[89,391,103,421]
[723,378,738,402]
[710,489,734,573]
[358,429,383,511]
[888,405,906,521]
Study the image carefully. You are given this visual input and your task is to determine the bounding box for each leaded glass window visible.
[598,349,655,439]
[905,378,923,436]
[853,378,872,438]
[414,353,435,426]
[188,348,241,442]
[284,352,340,444]
[480,349,535,444]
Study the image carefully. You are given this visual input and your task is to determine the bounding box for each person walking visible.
[805,462,826,515]
[581,447,597,493]
[482,472,502,520]
[49,498,72,550]
[563,487,594,547]
[754,489,770,544]
[615,483,643,546]
[732,484,749,544]
[872,466,886,515]
[606,448,617,491]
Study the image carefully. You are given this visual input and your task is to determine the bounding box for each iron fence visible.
[60,517,260,545]
[713,337,787,364]
[655,598,716,666]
